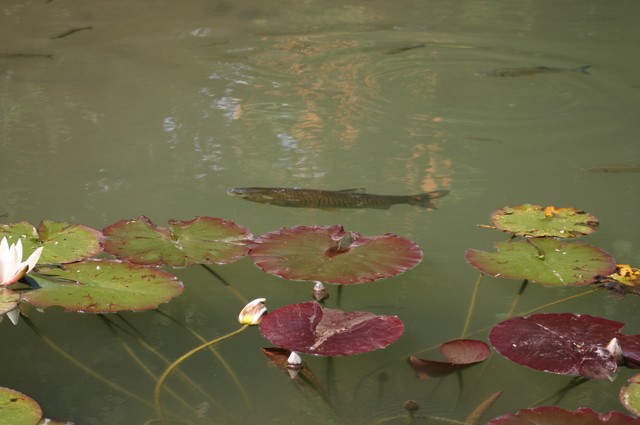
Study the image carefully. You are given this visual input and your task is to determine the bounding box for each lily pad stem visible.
[22,315,153,408]
[460,273,483,339]
[154,324,249,424]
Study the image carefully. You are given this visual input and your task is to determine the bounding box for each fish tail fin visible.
[406,190,450,209]
[571,65,591,75]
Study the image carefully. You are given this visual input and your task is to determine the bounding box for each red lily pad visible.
[0,221,103,264]
[618,334,640,368]
[408,339,491,378]
[260,301,405,356]
[23,260,183,313]
[488,406,640,424]
[491,204,599,238]
[249,225,423,284]
[103,216,252,267]
[465,238,616,286]
[489,313,640,380]
[0,386,42,425]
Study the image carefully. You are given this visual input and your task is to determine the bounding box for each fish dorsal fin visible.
[337,188,366,193]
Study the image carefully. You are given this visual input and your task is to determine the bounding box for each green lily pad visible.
[491,204,599,238]
[620,373,640,416]
[0,387,42,425]
[465,238,616,286]
[0,221,103,264]
[249,225,423,284]
[0,288,19,316]
[103,216,252,267]
[23,260,183,313]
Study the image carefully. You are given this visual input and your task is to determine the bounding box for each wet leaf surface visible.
[0,386,42,425]
[23,260,183,313]
[491,204,599,237]
[0,221,103,264]
[249,225,423,284]
[488,406,640,424]
[260,301,405,356]
[620,373,640,416]
[466,238,615,286]
[489,313,640,380]
[408,339,491,378]
[103,216,252,266]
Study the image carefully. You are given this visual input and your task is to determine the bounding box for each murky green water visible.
[2,0,640,424]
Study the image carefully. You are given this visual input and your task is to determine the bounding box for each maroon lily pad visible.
[249,225,423,284]
[103,216,252,267]
[408,339,491,378]
[260,301,405,356]
[489,313,640,380]
[488,406,640,424]
[619,334,640,368]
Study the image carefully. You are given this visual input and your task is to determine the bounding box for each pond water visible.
[2,0,640,424]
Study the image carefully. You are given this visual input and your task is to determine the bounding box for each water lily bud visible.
[287,351,302,369]
[238,298,267,325]
[312,281,329,302]
[287,351,302,379]
[606,337,623,364]
[403,400,420,416]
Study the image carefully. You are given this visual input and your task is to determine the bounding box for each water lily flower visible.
[0,237,43,286]
[238,298,267,325]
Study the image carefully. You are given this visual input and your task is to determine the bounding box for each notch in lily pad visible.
[489,313,640,381]
[103,216,252,267]
[249,225,423,284]
[466,238,615,286]
[490,204,599,237]
[0,220,103,264]
[260,301,405,356]
[408,339,491,378]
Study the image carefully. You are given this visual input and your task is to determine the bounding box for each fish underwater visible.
[477,65,591,77]
[581,164,640,173]
[227,187,449,210]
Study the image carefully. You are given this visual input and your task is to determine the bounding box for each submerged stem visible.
[154,324,249,424]
[460,273,483,339]
[505,279,529,319]
[200,264,247,303]
[22,315,153,409]
[153,309,253,410]
[520,287,602,316]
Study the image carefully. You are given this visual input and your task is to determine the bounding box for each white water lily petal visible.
[287,351,302,367]
[23,245,44,273]
[238,298,267,325]
[0,237,44,286]
[6,308,20,325]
